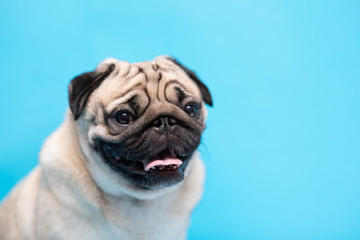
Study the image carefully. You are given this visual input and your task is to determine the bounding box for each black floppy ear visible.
[167,58,213,107]
[68,63,115,120]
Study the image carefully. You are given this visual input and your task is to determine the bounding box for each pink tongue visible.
[144,157,182,171]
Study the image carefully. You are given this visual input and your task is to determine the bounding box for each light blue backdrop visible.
[1,0,360,239]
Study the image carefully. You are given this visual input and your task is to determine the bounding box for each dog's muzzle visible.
[96,116,200,190]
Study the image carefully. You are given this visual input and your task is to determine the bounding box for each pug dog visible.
[0,56,212,240]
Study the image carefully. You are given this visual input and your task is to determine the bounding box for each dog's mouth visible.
[143,149,183,172]
[100,143,190,179]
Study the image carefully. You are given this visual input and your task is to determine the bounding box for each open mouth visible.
[144,149,183,171]
[100,143,190,177]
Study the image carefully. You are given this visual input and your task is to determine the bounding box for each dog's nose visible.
[151,116,177,132]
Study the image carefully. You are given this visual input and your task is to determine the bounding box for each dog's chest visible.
[98,196,189,240]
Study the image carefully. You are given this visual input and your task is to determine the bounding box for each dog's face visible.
[68,57,212,196]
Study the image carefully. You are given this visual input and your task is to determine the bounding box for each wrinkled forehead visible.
[88,58,202,108]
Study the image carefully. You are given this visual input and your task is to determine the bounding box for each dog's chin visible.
[98,142,193,190]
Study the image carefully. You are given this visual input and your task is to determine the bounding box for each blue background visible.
[1,0,360,239]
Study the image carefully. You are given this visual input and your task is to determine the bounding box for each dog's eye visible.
[115,110,134,124]
[184,104,198,117]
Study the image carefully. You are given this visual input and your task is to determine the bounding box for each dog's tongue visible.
[144,151,182,171]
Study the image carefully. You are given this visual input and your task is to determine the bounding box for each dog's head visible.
[68,56,212,197]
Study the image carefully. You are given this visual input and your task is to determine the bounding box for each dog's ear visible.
[167,57,213,107]
[68,63,115,120]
